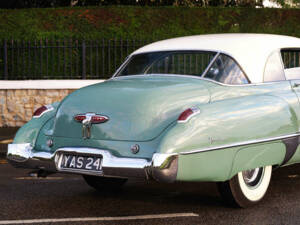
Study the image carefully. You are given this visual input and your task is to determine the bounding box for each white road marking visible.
[0,139,13,144]
[0,213,198,224]
[14,177,63,180]
[0,160,7,164]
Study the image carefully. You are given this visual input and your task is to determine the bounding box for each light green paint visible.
[13,102,60,145]
[52,76,210,142]
[12,76,300,182]
[177,147,238,182]
[229,142,286,179]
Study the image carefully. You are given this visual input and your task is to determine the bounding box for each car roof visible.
[132,34,300,83]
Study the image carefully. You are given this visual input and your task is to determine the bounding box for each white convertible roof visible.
[132,34,300,83]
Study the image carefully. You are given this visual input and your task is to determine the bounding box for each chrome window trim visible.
[111,50,252,85]
[113,50,219,79]
[201,52,251,84]
[112,50,219,78]
[178,133,300,155]
[200,52,220,77]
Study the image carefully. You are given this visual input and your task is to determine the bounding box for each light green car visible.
[7,34,300,208]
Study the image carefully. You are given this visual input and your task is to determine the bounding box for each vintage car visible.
[7,34,300,208]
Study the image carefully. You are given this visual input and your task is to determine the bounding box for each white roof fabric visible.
[132,34,300,83]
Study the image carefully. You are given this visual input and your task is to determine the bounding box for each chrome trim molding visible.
[150,153,178,183]
[7,143,33,162]
[201,52,220,77]
[8,133,298,182]
[74,113,109,139]
[179,133,300,155]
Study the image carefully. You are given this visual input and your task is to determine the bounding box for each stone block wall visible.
[0,89,74,127]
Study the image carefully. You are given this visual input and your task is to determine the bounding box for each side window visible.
[281,50,300,80]
[204,54,249,85]
[264,51,286,82]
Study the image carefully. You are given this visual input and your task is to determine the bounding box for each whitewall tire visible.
[217,165,272,208]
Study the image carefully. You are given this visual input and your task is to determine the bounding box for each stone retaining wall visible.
[0,89,74,127]
[0,80,104,127]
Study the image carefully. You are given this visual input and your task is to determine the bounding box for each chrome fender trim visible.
[149,153,178,183]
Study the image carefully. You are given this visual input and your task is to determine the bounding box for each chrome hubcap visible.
[242,167,263,187]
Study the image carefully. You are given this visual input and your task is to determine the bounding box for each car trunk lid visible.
[52,76,210,141]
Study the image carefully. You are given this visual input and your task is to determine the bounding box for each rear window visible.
[117,51,216,77]
[117,51,249,85]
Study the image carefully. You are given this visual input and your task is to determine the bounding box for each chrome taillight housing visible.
[74,113,109,124]
[177,107,200,123]
[33,105,54,118]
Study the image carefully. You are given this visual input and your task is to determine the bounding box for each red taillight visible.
[177,107,200,123]
[74,114,109,124]
[91,115,109,123]
[33,105,53,118]
[74,115,86,122]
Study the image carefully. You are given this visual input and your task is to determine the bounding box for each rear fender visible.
[228,142,286,179]
[157,94,298,181]
[13,102,60,146]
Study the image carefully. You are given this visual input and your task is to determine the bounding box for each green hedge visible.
[0,7,300,41]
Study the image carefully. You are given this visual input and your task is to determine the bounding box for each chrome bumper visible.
[7,143,178,183]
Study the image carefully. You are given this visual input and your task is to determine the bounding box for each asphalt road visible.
[0,128,18,157]
[2,159,300,225]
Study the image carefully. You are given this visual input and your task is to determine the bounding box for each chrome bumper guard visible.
[7,143,178,183]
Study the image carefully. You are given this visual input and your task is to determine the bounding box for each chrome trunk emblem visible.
[74,113,109,139]
[82,113,93,139]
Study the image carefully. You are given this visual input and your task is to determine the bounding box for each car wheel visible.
[217,165,272,208]
[83,175,127,191]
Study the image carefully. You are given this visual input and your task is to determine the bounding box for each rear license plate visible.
[59,154,102,172]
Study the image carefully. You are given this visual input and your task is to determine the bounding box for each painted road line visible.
[0,159,7,164]
[14,177,63,180]
[0,139,13,144]
[0,213,199,224]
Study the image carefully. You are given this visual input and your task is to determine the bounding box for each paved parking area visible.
[0,127,18,156]
[2,128,300,224]
[2,160,300,224]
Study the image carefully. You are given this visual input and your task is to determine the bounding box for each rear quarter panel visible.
[157,82,299,181]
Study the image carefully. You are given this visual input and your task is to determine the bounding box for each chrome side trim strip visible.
[179,133,300,155]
